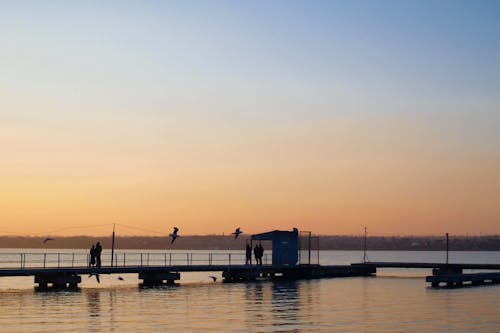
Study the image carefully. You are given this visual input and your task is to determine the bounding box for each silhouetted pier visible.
[2,254,500,289]
[0,252,375,289]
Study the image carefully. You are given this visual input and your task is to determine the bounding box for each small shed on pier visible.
[251,228,299,266]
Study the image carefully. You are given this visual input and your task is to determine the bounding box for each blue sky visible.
[2,0,498,118]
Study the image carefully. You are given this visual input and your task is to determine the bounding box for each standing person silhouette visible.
[254,244,260,265]
[95,242,102,268]
[89,245,96,268]
[258,243,264,266]
[246,243,252,265]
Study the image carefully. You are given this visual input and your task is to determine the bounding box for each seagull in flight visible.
[88,273,100,283]
[43,237,54,244]
[170,227,179,244]
[231,227,242,239]
[209,275,217,282]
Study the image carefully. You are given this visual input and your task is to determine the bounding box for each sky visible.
[1,0,499,236]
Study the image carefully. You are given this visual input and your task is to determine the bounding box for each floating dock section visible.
[426,267,500,288]
[354,263,500,289]
[223,264,375,282]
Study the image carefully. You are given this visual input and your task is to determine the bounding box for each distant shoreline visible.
[0,235,499,251]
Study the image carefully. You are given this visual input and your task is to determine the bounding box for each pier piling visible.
[138,271,180,285]
[34,273,81,290]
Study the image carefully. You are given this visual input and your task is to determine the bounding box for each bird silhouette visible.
[209,275,217,282]
[231,228,242,239]
[42,237,54,244]
[169,227,179,244]
[88,273,100,283]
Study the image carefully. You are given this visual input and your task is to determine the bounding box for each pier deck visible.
[0,251,375,288]
[0,264,375,278]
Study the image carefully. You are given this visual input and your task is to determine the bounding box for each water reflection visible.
[242,281,303,332]
[34,286,81,293]
[87,289,101,331]
[138,283,180,291]
[271,281,300,333]
[108,290,116,333]
[244,282,265,327]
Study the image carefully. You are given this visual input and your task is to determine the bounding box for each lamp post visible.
[363,226,368,264]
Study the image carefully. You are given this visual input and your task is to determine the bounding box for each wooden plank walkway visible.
[0,265,243,277]
[0,264,375,279]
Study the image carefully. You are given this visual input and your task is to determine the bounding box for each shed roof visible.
[251,228,298,241]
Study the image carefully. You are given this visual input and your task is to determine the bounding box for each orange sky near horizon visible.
[2,115,499,237]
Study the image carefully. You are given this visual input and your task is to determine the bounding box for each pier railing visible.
[0,252,270,269]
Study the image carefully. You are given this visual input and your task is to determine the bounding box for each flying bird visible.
[169,227,179,244]
[209,275,217,282]
[231,228,242,239]
[88,273,100,283]
[117,276,124,281]
[43,237,54,244]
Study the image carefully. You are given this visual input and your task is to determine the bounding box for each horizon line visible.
[1,234,499,238]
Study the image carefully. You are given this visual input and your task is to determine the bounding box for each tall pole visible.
[317,237,320,265]
[363,226,368,264]
[111,223,116,267]
[308,232,311,265]
[446,233,449,265]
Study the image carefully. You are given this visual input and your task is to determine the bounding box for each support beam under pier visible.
[34,273,82,290]
[138,271,180,285]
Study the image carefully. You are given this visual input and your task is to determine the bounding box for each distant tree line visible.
[317,235,500,251]
[0,235,499,251]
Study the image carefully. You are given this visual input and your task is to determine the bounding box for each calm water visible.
[0,250,499,332]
